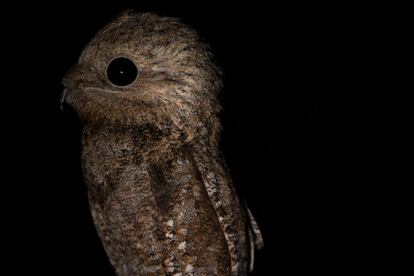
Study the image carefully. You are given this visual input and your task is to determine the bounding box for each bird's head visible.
[62,11,222,146]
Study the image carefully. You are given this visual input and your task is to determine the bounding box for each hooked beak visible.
[61,65,78,111]
[60,88,68,111]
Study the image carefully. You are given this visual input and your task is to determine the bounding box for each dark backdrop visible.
[4,1,381,275]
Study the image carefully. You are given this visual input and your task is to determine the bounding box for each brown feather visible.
[63,11,262,275]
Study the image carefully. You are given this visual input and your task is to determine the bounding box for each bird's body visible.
[82,125,246,275]
[62,11,262,275]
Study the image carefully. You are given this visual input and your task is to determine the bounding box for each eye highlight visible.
[106,57,138,87]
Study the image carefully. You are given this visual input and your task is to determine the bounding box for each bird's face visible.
[62,11,222,143]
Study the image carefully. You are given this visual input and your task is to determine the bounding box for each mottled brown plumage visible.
[62,10,263,275]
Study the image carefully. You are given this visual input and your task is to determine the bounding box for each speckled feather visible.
[63,10,262,275]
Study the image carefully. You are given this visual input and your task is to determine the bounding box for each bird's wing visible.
[243,201,264,272]
[190,150,259,275]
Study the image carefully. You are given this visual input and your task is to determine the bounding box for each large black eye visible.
[106,57,138,87]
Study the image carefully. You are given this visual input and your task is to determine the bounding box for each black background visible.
[4,1,382,275]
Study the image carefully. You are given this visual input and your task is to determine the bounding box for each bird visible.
[61,10,263,276]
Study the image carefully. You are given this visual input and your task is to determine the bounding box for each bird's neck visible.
[81,125,187,165]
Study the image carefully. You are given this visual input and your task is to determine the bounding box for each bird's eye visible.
[106,57,138,87]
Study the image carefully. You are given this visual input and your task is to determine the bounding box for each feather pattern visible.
[62,10,263,275]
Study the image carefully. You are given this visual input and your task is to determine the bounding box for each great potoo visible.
[61,10,263,276]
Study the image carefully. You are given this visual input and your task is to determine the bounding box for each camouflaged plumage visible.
[62,10,263,276]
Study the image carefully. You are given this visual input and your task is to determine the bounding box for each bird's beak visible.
[61,65,79,111]
[60,88,68,111]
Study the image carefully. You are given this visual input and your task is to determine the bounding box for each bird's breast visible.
[80,127,233,275]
